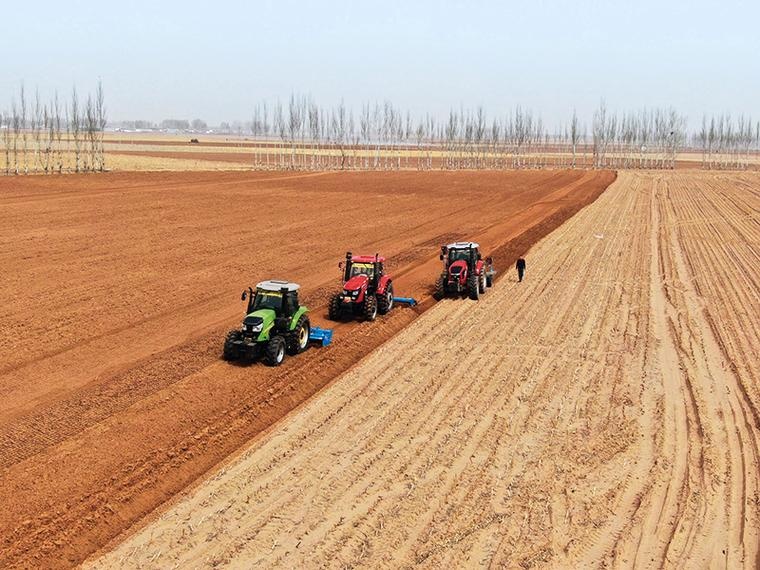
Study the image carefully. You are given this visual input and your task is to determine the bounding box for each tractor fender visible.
[288,306,309,330]
[475,259,486,275]
[376,275,392,295]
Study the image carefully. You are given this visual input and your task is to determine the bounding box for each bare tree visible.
[95,81,107,171]
[19,84,28,174]
[70,87,82,173]
[85,93,96,172]
[1,112,11,175]
[570,109,581,168]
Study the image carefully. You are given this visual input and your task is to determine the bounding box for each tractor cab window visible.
[252,291,283,312]
[284,292,298,315]
[449,249,473,263]
[350,262,375,279]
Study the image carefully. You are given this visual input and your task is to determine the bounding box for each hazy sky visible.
[2,0,758,126]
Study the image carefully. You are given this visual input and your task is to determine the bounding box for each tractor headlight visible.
[243,323,263,333]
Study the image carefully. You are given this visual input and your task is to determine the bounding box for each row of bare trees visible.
[245,97,759,171]
[0,82,106,175]
[695,115,759,169]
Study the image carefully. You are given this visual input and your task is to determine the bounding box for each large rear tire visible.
[328,292,342,321]
[286,316,310,355]
[223,330,242,360]
[468,274,480,301]
[363,294,378,321]
[433,274,446,300]
[479,272,486,294]
[377,282,394,314]
[264,335,286,366]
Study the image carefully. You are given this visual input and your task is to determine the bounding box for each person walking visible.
[516,257,526,282]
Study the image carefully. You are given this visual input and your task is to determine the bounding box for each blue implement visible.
[393,296,418,307]
[309,326,334,346]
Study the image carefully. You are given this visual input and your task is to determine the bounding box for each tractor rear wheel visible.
[328,292,342,321]
[377,283,394,314]
[264,335,286,366]
[468,274,480,300]
[363,294,378,321]
[223,330,242,360]
[286,315,310,355]
[433,275,446,300]
[479,272,486,294]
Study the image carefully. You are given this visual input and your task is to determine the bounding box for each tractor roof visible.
[256,279,300,292]
[351,254,386,263]
[447,241,479,250]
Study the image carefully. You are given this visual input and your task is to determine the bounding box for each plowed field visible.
[88,171,760,568]
[0,169,614,568]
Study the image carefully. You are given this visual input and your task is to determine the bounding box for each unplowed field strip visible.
[88,171,760,568]
[0,169,614,568]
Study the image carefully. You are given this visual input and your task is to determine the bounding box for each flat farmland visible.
[0,169,614,568]
[88,170,760,568]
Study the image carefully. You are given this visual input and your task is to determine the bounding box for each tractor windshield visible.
[350,262,375,279]
[252,291,283,312]
[449,249,473,263]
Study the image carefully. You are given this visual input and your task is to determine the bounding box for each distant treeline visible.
[4,84,759,174]
[238,97,760,171]
[0,82,106,175]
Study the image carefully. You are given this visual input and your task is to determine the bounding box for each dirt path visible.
[88,171,760,568]
[0,169,614,568]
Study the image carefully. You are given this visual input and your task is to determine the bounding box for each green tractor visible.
[223,280,311,366]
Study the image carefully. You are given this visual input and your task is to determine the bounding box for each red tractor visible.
[328,252,394,321]
[434,241,495,301]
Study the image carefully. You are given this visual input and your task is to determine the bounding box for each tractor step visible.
[309,326,334,346]
[393,296,418,306]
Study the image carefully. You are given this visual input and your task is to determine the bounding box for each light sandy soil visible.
[0,169,614,568]
[89,170,760,568]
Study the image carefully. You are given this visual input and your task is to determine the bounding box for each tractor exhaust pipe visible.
[344,251,352,282]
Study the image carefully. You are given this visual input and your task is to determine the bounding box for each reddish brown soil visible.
[0,169,615,568]
[114,149,261,164]
[114,149,753,172]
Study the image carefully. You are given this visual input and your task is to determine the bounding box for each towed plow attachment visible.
[309,326,334,346]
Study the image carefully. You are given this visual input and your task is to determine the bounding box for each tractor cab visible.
[340,252,385,286]
[243,280,300,318]
[441,242,481,270]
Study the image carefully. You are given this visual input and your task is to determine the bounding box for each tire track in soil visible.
[0,169,614,569]
[87,170,760,569]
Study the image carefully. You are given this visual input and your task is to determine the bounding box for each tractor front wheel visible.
[363,294,378,321]
[264,335,286,366]
[468,274,480,301]
[377,283,394,314]
[286,316,310,355]
[328,292,342,321]
[223,330,242,361]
